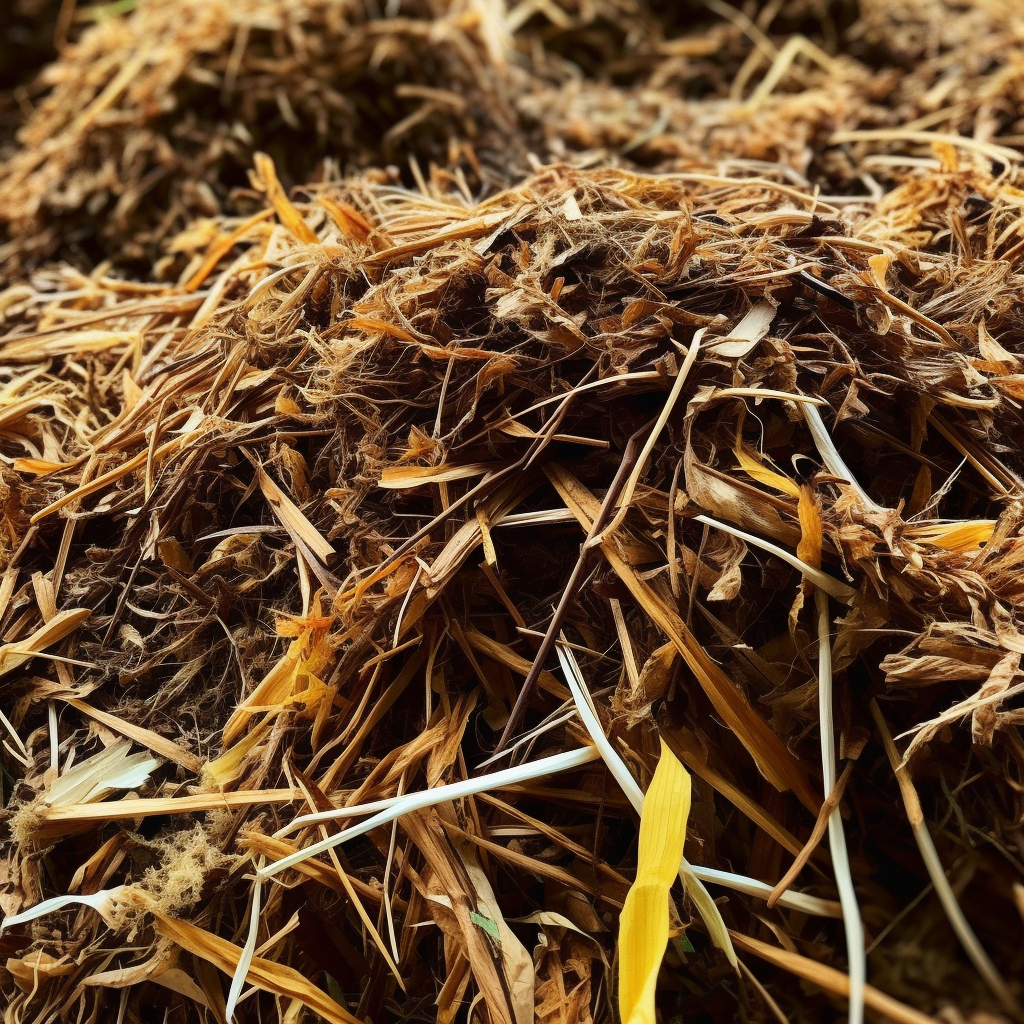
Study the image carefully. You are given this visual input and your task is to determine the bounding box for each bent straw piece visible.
[29,438,185,522]
[183,208,276,292]
[741,35,839,113]
[0,887,126,933]
[0,708,29,763]
[871,700,1022,1020]
[243,259,317,308]
[734,444,801,499]
[816,589,866,1024]
[258,747,600,880]
[712,387,825,404]
[256,465,335,563]
[270,794,397,835]
[692,514,855,601]
[0,607,91,760]
[499,369,662,422]
[800,404,883,512]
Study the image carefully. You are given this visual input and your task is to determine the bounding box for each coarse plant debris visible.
[3,2,1024,1023]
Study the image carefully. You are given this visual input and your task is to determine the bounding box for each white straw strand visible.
[816,589,866,1024]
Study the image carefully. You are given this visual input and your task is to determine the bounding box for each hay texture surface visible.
[2,3,1024,1024]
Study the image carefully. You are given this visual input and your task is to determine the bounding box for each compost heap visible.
[2,2,1024,1023]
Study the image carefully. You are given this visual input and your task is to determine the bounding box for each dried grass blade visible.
[64,697,202,773]
[871,701,1021,1019]
[363,209,520,265]
[29,440,183,522]
[257,466,335,563]
[731,932,939,1024]
[238,833,389,907]
[153,910,365,1024]
[455,839,535,1024]
[260,747,601,882]
[0,607,91,679]
[42,738,159,806]
[251,152,318,244]
[734,445,801,499]
[905,521,995,552]
[24,790,303,839]
[183,209,275,292]
[378,463,496,488]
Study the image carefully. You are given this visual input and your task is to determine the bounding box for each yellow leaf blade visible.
[734,445,801,499]
[619,739,692,1024]
[619,885,669,1024]
[906,520,995,552]
[796,483,823,571]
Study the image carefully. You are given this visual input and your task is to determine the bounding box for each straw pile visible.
[2,2,1024,1023]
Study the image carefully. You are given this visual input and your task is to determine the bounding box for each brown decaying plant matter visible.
[2,1,1024,1022]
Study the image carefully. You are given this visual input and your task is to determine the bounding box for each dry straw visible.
[4,2,1024,1023]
